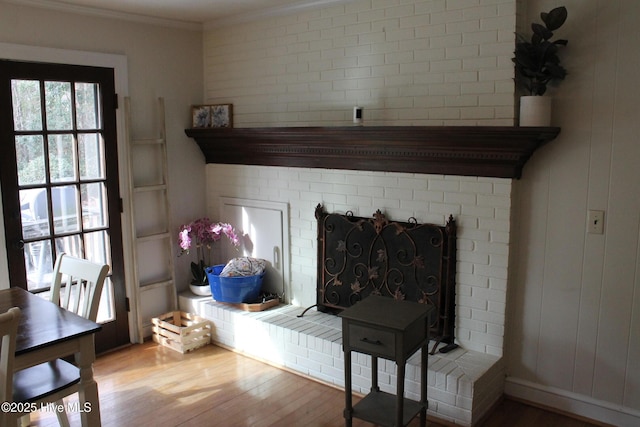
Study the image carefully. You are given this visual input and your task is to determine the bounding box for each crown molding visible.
[6,0,350,31]
[4,0,202,31]
[204,0,349,30]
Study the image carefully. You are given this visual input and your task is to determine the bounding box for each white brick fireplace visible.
[179,163,513,425]
[206,165,512,358]
[189,1,524,423]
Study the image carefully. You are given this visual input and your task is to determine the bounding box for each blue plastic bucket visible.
[205,264,264,303]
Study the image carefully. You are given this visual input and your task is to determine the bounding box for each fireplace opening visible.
[313,204,457,354]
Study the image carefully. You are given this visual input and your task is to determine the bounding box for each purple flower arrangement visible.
[178,218,240,286]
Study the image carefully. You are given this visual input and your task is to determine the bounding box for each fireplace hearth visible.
[313,204,457,354]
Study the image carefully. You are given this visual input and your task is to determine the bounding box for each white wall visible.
[506,0,640,424]
[203,0,640,424]
[0,2,206,292]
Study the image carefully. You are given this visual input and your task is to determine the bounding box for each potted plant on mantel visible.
[178,218,240,296]
[512,6,568,126]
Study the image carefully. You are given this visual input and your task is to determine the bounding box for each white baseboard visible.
[505,377,640,427]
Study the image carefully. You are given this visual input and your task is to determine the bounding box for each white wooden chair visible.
[16,253,109,426]
[0,305,83,427]
[0,307,20,427]
[12,355,82,427]
[50,252,110,322]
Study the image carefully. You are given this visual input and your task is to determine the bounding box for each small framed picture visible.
[191,105,211,128]
[211,104,233,128]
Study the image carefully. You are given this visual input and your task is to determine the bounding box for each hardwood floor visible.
[31,342,603,427]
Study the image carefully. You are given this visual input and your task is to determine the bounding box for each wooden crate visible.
[151,311,211,353]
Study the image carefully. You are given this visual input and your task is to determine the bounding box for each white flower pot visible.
[190,284,211,296]
[519,95,552,126]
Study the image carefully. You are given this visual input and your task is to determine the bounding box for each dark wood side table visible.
[339,295,433,427]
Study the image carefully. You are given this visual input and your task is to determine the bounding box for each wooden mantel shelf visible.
[184,126,560,179]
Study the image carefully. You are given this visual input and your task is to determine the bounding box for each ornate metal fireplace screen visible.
[315,204,457,353]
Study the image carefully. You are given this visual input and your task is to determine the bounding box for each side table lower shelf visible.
[353,390,426,426]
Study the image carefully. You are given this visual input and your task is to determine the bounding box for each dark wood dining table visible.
[0,287,102,426]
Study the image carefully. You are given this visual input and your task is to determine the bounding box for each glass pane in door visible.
[48,134,76,182]
[11,79,42,131]
[75,82,100,130]
[97,277,115,322]
[45,81,73,130]
[15,135,46,185]
[85,230,114,322]
[54,234,83,259]
[81,183,107,229]
[51,185,80,234]
[20,187,49,236]
[24,240,53,289]
[78,133,104,179]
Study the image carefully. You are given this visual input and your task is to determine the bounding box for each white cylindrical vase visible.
[519,95,552,126]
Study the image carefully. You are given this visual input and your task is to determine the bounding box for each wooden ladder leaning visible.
[124,97,177,343]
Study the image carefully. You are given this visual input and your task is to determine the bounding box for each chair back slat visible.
[50,253,110,321]
[60,275,73,312]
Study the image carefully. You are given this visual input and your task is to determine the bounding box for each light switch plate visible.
[587,210,604,234]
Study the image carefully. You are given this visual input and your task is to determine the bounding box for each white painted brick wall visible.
[203,0,516,127]
[207,165,511,356]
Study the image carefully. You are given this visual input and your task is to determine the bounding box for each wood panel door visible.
[0,60,129,353]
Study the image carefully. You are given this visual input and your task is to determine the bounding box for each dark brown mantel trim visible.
[185,126,560,179]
